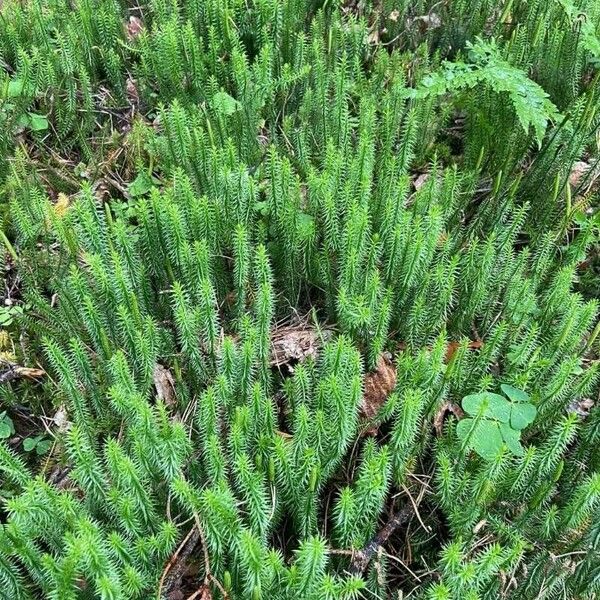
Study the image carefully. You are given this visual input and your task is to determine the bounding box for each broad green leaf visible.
[457,418,504,460]
[4,415,14,434]
[456,417,477,443]
[501,384,529,403]
[28,113,49,131]
[499,423,524,456]
[35,439,52,455]
[128,171,155,197]
[0,421,12,439]
[418,40,559,145]
[462,392,510,422]
[23,437,38,452]
[471,420,504,460]
[7,79,24,98]
[510,402,537,430]
[211,91,241,116]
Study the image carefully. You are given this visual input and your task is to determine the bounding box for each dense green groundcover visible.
[0,0,600,598]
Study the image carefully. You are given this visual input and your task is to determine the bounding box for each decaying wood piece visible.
[0,360,45,384]
[159,527,201,600]
[186,585,212,600]
[349,503,414,574]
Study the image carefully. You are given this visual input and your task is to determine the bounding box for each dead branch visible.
[158,526,201,600]
[349,503,414,574]
[0,361,45,384]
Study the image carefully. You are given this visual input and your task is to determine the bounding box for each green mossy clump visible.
[0,0,599,598]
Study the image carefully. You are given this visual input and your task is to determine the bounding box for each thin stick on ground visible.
[192,513,230,599]
[349,502,415,574]
[157,525,200,600]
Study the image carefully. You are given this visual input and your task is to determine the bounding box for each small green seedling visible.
[23,435,53,456]
[128,171,160,197]
[17,112,49,131]
[0,411,15,439]
[0,304,24,327]
[211,90,241,116]
[457,384,536,460]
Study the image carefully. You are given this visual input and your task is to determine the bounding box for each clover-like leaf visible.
[128,171,155,197]
[457,418,504,460]
[0,421,12,439]
[0,413,14,439]
[501,384,529,403]
[23,437,39,452]
[499,423,524,456]
[35,439,52,455]
[16,112,49,132]
[456,417,476,442]
[28,113,49,131]
[510,402,537,430]
[500,384,536,429]
[462,392,510,422]
[7,79,25,98]
[473,420,504,460]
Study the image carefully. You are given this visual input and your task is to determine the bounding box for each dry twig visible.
[349,503,415,574]
[0,360,45,384]
[157,526,201,600]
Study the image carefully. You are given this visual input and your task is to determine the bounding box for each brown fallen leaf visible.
[126,77,139,105]
[126,16,144,40]
[154,363,177,407]
[367,28,380,45]
[407,13,442,32]
[361,353,397,433]
[47,464,73,489]
[567,397,594,418]
[433,401,465,436]
[569,160,600,193]
[270,325,330,368]
[445,340,483,362]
